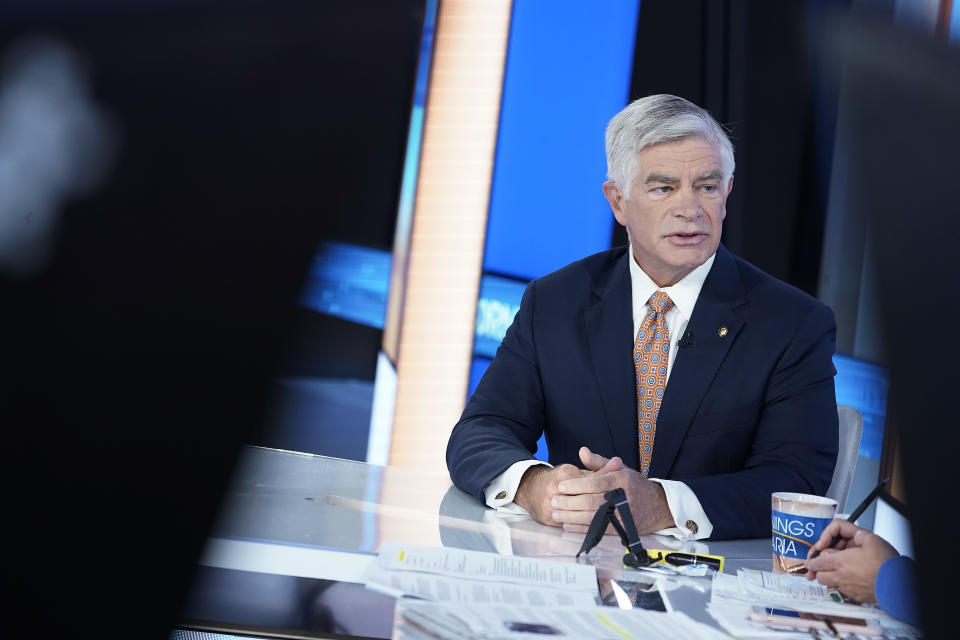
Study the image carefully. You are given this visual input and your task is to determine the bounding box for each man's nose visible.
[671,187,702,218]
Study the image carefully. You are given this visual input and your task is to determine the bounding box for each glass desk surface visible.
[180,445,773,639]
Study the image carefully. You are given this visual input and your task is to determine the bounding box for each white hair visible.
[605,94,735,199]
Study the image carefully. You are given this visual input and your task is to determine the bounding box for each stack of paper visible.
[365,542,601,607]
[369,543,734,640]
[394,600,734,640]
[707,569,922,639]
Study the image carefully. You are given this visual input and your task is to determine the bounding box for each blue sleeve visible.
[446,281,546,500]
[875,556,920,628]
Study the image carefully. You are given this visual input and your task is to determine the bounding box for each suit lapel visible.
[584,251,640,468]
[648,245,748,479]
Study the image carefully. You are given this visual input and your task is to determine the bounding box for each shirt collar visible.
[628,249,716,327]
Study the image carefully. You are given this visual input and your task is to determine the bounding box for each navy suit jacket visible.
[447,244,838,539]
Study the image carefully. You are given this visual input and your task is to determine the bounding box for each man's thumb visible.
[580,446,624,473]
[579,446,607,470]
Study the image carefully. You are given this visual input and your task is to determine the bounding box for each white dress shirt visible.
[482,250,717,540]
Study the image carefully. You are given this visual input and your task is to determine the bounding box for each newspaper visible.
[707,569,923,639]
[365,563,599,608]
[366,542,600,608]
[714,569,884,617]
[395,600,734,640]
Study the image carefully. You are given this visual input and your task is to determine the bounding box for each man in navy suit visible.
[446,94,838,540]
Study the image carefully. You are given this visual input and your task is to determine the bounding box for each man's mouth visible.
[666,231,708,245]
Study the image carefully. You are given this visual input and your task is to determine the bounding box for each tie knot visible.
[647,291,674,315]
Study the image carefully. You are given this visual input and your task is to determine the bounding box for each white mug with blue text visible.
[771,492,837,573]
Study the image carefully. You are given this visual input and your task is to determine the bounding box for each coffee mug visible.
[771,492,837,573]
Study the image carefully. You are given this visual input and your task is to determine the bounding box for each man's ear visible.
[725,175,734,196]
[602,181,627,226]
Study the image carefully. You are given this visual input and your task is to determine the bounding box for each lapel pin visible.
[718,326,728,338]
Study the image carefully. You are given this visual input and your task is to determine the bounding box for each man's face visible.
[603,137,733,287]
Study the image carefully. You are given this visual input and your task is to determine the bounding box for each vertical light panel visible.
[369,0,438,466]
[388,0,513,471]
[382,0,439,364]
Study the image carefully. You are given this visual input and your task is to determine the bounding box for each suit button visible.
[685,520,699,534]
[495,490,507,500]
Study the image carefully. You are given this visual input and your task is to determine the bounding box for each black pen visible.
[663,552,723,570]
[810,477,890,560]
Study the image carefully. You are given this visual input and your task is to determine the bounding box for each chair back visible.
[826,405,863,512]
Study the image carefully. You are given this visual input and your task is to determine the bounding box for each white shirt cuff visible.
[482,459,552,514]
[647,478,713,540]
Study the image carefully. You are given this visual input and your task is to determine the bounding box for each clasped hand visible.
[514,446,674,535]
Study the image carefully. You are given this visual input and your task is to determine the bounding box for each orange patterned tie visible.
[635,291,674,477]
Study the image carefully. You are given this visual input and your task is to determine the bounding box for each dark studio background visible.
[828,15,960,636]
[615,0,842,296]
[0,0,425,637]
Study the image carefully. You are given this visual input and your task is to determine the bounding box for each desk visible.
[180,446,772,639]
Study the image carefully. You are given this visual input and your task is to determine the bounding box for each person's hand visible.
[578,446,626,475]
[804,518,898,603]
[549,446,674,534]
[513,463,589,526]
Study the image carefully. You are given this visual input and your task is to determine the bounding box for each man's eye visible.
[700,184,718,192]
[651,186,672,194]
